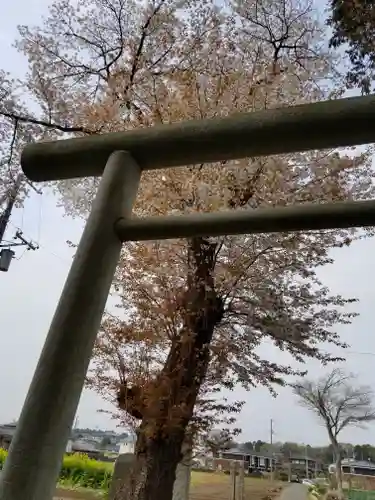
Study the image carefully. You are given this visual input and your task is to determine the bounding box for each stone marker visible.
[108,453,135,500]
[109,444,192,500]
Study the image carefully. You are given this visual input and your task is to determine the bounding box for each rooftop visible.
[0,424,17,437]
[71,439,100,453]
[222,448,276,459]
[340,458,375,469]
[290,455,319,462]
[221,448,320,462]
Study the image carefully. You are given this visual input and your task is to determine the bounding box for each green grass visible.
[345,490,375,500]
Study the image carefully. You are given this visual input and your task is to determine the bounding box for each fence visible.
[343,474,375,500]
[346,475,375,491]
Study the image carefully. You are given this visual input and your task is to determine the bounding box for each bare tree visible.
[292,369,375,497]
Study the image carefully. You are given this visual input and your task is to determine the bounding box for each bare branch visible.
[0,110,99,135]
[292,369,375,439]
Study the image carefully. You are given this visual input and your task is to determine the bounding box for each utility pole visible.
[305,444,309,479]
[0,177,20,244]
[270,419,274,481]
[0,175,39,272]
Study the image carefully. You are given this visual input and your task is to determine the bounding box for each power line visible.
[1,192,72,272]
[0,176,40,271]
[345,351,375,357]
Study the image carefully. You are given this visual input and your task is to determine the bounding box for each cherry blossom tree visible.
[1,0,375,499]
[0,71,36,210]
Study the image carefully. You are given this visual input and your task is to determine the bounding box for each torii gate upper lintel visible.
[21,93,375,182]
[1,94,375,500]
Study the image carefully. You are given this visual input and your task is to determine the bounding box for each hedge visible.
[308,483,328,499]
[0,449,113,490]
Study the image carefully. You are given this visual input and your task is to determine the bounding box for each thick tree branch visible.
[117,383,145,420]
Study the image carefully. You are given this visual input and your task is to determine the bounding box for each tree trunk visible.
[117,237,224,500]
[334,452,344,499]
[117,427,184,500]
[327,430,343,498]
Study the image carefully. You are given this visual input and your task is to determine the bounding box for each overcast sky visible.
[1,0,375,447]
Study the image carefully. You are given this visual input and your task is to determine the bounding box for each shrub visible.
[315,484,328,495]
[322,491,342,500]
[309,485,320,499]
[0,448,7,470]
[272,471,289,482]
[0,449,113,491]
[309,484,328,495]
[61,453,113,490]
[249,470,264,478]
[309,483,329,500]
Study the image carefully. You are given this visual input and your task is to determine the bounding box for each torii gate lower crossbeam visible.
[1,94,375,500]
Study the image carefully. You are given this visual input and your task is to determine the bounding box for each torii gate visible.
[1,94,375,500]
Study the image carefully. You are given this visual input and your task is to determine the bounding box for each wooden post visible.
[230,462,237,500]
[237,462,245,500]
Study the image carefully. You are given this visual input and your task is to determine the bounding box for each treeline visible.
[233,441,375,463]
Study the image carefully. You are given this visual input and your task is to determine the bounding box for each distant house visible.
[0,422,103,459]
[286,455,323,477]
[216,448,277,473]
[67,438,102,459]
[329,458,375,477]
[119,434,137,455]
[1,423,130,460]
[215,448,324,477]
[73,429,119,445]
[0,423,17,450]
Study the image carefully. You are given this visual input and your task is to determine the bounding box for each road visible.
[279,483,308,500]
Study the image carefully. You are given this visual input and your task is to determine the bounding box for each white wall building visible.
[119,434,136,455]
